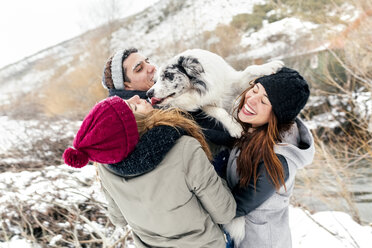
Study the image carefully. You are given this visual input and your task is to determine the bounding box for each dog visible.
[147,49,284,137]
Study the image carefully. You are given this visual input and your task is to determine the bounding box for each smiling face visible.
[125,95,153,115]
[238,83,272,127]
[123,53,157,91]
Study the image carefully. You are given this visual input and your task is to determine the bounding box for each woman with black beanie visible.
[224,67,315,248]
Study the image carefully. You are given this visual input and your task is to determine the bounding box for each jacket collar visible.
[108,89,148,100]
[103,125,185,178]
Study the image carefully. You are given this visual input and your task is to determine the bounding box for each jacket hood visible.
[274,118,315,169]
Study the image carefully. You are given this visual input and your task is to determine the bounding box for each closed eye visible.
[128,103,137,111]
[262,97,270,105]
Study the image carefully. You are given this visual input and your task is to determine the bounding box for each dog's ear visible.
[178,56,207,95]
[178,56,204,77]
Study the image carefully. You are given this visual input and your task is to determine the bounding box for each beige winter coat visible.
[97,136,236,248]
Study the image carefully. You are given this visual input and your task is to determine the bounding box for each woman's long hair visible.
[234,85,293,190]
[133,108,212,161]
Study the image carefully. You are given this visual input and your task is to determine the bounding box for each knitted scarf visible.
[108,89,148,100]
[104,125,185,178]
[108,89,235,147]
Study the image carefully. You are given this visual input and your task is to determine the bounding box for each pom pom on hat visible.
[63,147,89,168]
[63,96,139,168]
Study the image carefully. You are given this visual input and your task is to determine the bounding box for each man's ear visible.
[124,82,131,89]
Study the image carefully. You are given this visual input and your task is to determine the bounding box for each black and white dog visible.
[147,49,284,137]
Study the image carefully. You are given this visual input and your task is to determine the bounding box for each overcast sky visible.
[0,0,159,69]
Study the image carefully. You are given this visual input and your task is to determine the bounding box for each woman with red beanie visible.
[223,67,315,247]
[63,95,236,248]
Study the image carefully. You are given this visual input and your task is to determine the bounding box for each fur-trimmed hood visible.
[275,118,315,169]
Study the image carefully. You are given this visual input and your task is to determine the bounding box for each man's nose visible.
[148,64,156,72]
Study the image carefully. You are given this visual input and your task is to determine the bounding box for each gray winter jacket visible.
[98,135,236,248]
[225,118,315,248]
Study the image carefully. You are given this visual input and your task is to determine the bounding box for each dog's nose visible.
[146,89,154,98]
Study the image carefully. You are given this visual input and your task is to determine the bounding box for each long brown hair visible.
[234,85,293,190]
[133,108,212,161]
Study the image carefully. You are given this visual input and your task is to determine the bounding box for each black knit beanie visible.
[256,67,310,124]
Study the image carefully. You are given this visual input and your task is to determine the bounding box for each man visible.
[102,48,156,99]
[101,47,235,154]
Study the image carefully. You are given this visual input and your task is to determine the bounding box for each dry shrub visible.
[231,3,283,31]
[155,24,243,67]
[0,118,78,172]
[0,59,70,119]
[271,0,350,24]
[341,7,372,87]
[0,163,134,247]
[40,36,109,119]
[33,55,59,72]
[0,92,44,120]
[1,192,133,247]
[200,24,241,59]
[292,0,372,224]
[41,64,106,118]
[292,131,369,224]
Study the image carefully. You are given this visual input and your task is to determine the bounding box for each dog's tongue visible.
[151,97,162,106]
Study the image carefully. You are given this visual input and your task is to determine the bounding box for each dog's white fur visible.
[148,49,284,137]
[223,216,246,247]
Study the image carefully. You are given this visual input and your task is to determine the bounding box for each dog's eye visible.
[164,72,174,80]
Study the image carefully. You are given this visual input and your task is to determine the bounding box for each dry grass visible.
[40,34,110,119]
[40,63,106,118]
[290,0,372,224]
[0,178,134,247]
[0,118,77,172]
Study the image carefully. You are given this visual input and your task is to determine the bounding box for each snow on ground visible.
[0,162,371,247]
[0,238,40,248]
[304,92,372,130]
[0,165,101,215]
[240,17,318,59]
[290,206,372,247]
[0,116,80,154]
[111,0,267,61]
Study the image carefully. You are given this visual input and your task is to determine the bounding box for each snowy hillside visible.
[0,0,325,104]
[0,0,371,247]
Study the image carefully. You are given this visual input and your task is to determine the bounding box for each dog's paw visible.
[227,121,243,138]
[264,60,284,74]
[223,216,246,247]
[242,60,284,80]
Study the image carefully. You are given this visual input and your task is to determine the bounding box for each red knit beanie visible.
[63,96,139,168]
